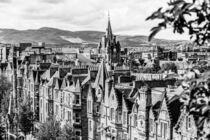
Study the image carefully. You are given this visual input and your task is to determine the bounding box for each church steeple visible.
[106,12,113,40]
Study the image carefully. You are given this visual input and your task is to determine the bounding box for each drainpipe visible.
[130,115,132,140]
[156,122,158,140]
[145,86,151,140]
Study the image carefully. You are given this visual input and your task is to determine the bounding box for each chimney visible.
[104,78,113,106]
[145,85,152,140]
[113,35,116,42]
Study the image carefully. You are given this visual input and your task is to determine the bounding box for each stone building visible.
[98,16,121,65]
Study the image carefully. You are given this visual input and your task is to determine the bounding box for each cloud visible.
[0,0,189,40]
[0,0,11,3]
[40,0,66,4]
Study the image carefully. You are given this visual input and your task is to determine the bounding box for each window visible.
[96,105,100,113]
[31,84,33,90]
[45,87,48,96]
[150,119,153,133]
[110,108,115,121]
[161,122,167,138]
[122,134,127,140]
[55,90,58,100]
[40,113,42,122]
[75,113,80,123]
[68,111,71,122]
[61,109,63,119]
[88,100,92,113]
[63,108,65,120]
[75,131,81,136]
[46,103,48,114]
[61,93,63,103]
[112,95,114,100]
[68,94,70,105]
[188,117,191,128]
[123,112,127,125]
[89,120,92,131]
[40,99,42,108]
[75,95,80,105]
[75,130,81,140]
[117,111,122,123]
[157,123,161,136]
[134,114,137,127]
[56,105,58,115]
[62,93,65,103]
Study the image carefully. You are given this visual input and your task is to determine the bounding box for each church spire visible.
[106,11,113,40]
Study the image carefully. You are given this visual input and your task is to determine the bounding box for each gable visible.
[158,98,170,120]
[109,87,118,108]
[122,97,128,112]
[132,103,138,114]
[87,84,93,101]
[161,98,168,111]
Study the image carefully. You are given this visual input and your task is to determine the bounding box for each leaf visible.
[197,12,205,25]
[148,27,161,41]
[168,0,185,6]
[181,3,194,14]
[150,26,161,31]
[158,22,167,28]
[146,7,162,20]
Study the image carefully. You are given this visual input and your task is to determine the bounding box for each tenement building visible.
[1,17,201,140]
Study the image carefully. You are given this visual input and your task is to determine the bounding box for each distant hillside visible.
[0,27,189,47]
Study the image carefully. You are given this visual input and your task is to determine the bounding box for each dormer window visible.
[96,105,100,113]
[112,95,114,100]
[150,119,153,133]
[123,111,127,125]
[75,94,80,105]
[110,108,115,121]
[186,116,191,130]
[87,100,92,113]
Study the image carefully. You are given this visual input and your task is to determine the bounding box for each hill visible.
[0,27,189,47]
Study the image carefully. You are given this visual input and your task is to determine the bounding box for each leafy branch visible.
[146,0,210,45]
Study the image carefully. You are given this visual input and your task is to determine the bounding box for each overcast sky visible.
[0,0,189,40]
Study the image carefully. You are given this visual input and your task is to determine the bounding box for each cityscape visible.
[0,0,210,140]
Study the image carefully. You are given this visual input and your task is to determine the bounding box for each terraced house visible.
[1,16,205,140]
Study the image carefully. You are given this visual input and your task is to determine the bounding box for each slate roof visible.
[47,77,57,87]
[75,79,81,93]
[152,91,167,120]
[134,79,176,88]
[77,54,96,64]
[39,63,51,70]
[55,78,63,89]
[129,88,138,98]
[115,88,123,108]
[94,60,109,89]
[0,63,8,71]
[124,98,134,114]
[116,87,132,98]
[168,95,183,127]
[41,67,58,81]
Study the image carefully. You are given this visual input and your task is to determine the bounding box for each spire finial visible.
[108,10,110,21]
[106,10,113,39]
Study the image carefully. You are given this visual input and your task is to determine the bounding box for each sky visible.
[0,0,189,40]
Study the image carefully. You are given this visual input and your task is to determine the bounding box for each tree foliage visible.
[161,62,177,72]
[0,75,12,116]
[19,98,34,136]
[58,123,73,140]
[36,117,61,140]
[146,0,210,45]
[180,80,210,139]
[0,75,12,139]
[0,123,5,140]
[36,117,73,140]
